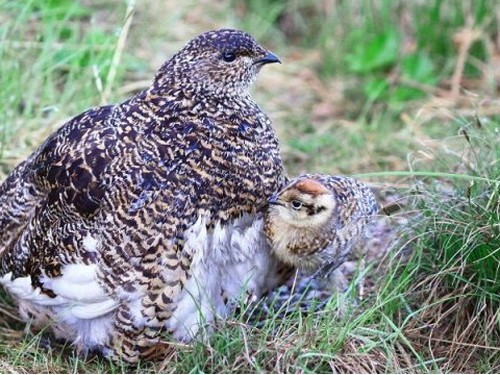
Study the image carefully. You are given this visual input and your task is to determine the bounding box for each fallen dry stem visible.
[101,0,136,104]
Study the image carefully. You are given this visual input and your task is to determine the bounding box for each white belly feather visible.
[0,264,117,349]
[0,213,277,349]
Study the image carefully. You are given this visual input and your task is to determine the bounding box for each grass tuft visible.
[377,120,500,373]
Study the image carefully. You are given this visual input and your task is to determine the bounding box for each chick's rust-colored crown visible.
[294,179,331,196]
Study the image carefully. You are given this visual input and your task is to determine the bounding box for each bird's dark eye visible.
[291,200,302,210]
[222,51,237,62]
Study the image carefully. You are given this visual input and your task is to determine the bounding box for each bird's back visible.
[302,174,378,225]
[318,174,378,269]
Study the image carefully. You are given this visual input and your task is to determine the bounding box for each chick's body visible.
[0,29,285,362]
[264,174,378,273]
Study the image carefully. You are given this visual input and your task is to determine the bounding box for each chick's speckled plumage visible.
[0,29,285,362]
[264,174,378,272]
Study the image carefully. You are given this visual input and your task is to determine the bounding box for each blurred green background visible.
[0,0,498,373]
[1,0,498,179]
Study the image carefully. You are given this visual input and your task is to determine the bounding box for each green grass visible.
[371,121,500,372]
[0,0,124,169]
[1,0,499,372]
[234,0,496,99]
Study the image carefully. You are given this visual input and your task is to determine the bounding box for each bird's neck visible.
[149,70,254,108]
[265,217,334,270]
[267,213,331,247]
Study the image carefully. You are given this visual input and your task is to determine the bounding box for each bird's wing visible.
[0,104,116,256]
[0,101,144,323]
[0,103,123,286]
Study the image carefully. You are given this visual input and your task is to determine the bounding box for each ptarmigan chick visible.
[264,174,378,275]
[0,29,285,363]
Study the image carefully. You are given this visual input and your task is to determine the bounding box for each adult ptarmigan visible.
[0,29,285,363]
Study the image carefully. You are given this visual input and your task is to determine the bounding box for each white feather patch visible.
[39,264,110,303]
[82,234,98,252]
[1,264,119,348]
[71,299,120,320]
[166,213,277,341]
[1,272,65,306]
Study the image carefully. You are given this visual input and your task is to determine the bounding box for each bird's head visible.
[155,29,280,98]
[267,178,337,230]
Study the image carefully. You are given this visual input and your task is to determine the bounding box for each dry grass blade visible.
[101,0,136,104]
[451,26,482,98]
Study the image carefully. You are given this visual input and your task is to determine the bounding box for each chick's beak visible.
[268,194,282,206]
[254,51,281,66]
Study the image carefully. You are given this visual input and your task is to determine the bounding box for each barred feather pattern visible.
[0,29,286,362]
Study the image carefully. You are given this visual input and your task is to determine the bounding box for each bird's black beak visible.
[254,51,281,66]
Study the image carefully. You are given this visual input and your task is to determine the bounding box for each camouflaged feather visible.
[0,29,286,362]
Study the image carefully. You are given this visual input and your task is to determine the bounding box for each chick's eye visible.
[222,51,236,62]
[291,200,302,210]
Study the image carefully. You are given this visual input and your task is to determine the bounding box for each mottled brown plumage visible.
[0,29,286,362]
[264,174,378,273]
